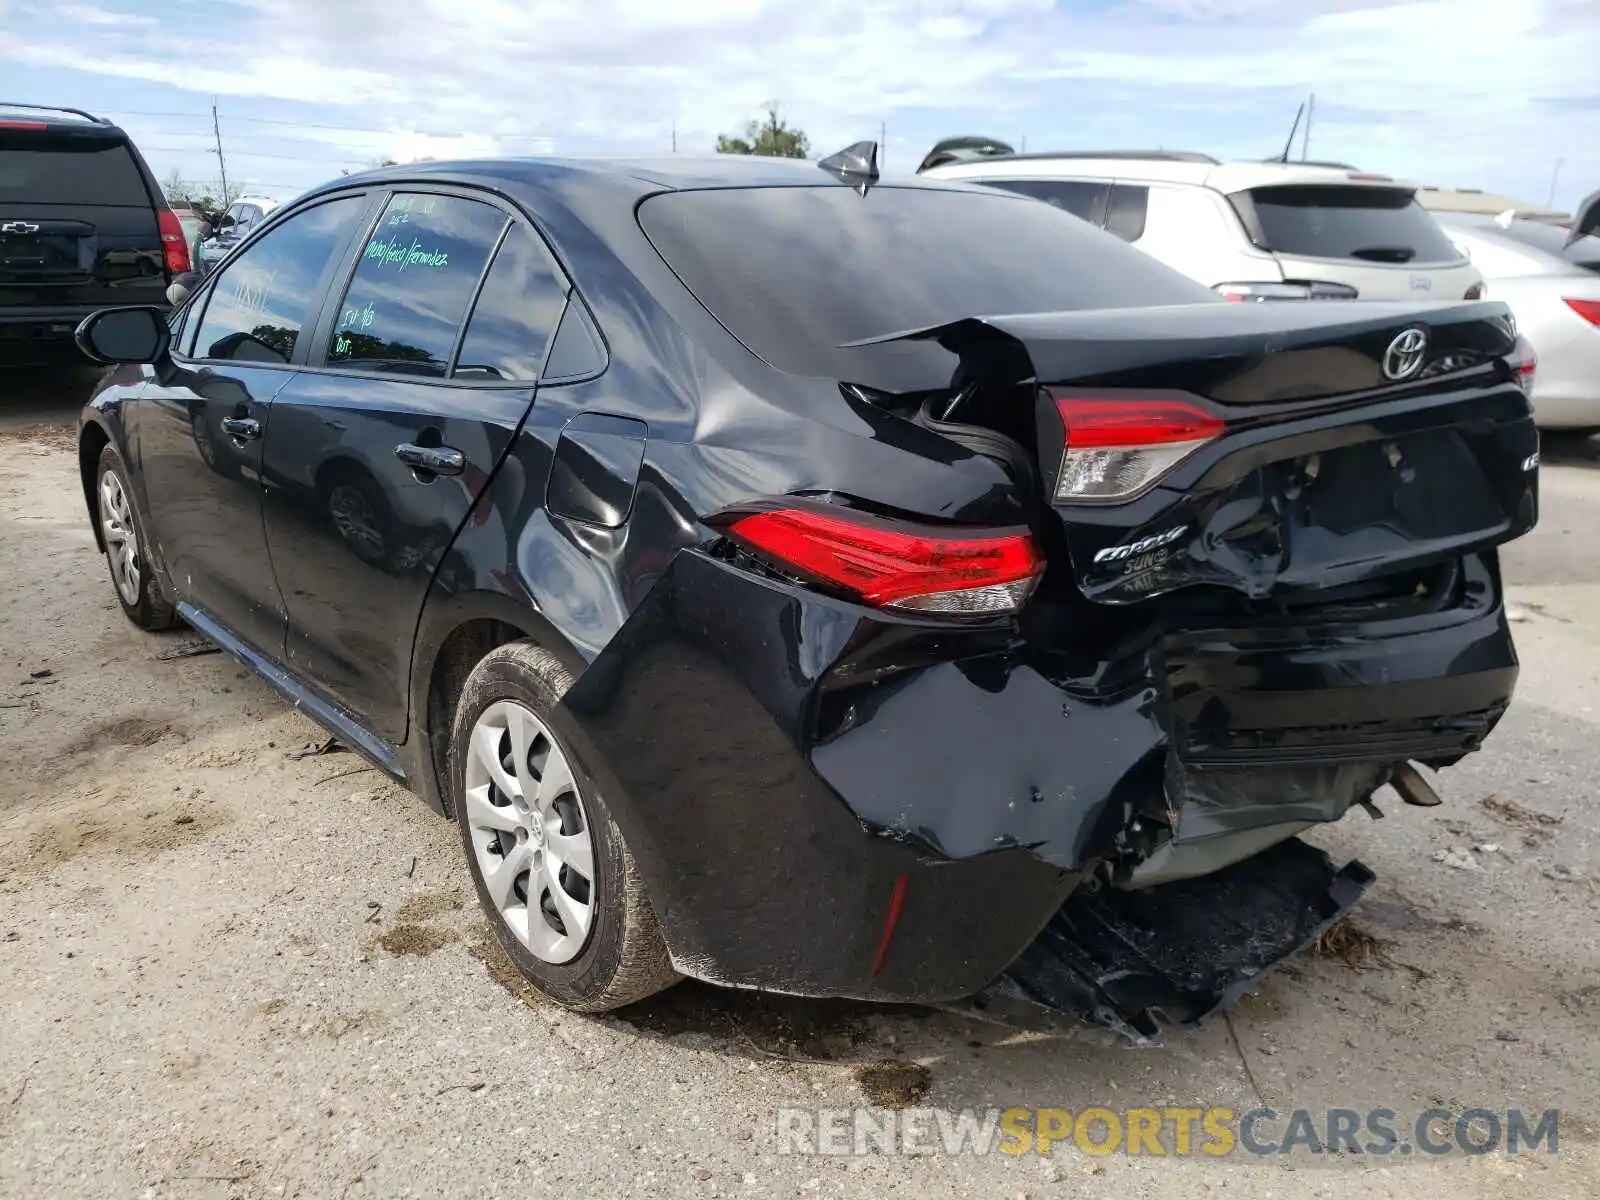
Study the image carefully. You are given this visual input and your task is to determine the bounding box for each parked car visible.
[918,138,1484,303]
[0,102,188,365]
[73,151,1538,1041]
[1437,209,1600,429]
[194,194,280,274]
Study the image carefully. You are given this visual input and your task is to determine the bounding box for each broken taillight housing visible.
[1049,393,1226,504]
[1509,335,1538,393]
[726,505,1042,615]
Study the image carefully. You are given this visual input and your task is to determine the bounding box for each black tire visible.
[95,444,180,631]
[448,640,679,1012]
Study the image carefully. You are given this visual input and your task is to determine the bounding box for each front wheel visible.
[448,640,679,1012]
[96,444,179,631]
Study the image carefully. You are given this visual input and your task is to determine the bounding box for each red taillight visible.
[156,208,191,276]
[1050,393,1225,503]
[0,120,48,130]
[726,506,1042,615]
[1464,282,1485,300]
[1564,297,1600,326]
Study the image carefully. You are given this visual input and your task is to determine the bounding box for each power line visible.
[147,145,368,165]
[103,107,556,141]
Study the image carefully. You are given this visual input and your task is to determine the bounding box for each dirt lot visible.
[2,376,1598,1198]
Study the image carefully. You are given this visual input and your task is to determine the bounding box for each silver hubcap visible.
[99,469,141,605]
[464,701,596,964]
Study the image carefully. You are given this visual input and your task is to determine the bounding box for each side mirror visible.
[75,306,170,365]
[166,271,199,306]
[218,214,236,230]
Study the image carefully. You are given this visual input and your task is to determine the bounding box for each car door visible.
[135,193,374,656]
[261,189,569,740]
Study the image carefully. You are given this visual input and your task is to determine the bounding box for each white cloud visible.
[2,0,1595,208]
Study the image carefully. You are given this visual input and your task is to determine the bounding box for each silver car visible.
[1438,203,1600,429]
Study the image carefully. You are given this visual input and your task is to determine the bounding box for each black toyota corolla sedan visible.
[73,149,1538,1042]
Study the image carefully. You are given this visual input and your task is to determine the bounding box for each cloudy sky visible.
[2,0,1595,210]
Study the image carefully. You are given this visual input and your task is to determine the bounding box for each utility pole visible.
[880,120,886,170]
[1302,92,1314,161]
[211,100,231,206]
[671,120,677,153]
[1548,157,1563,208]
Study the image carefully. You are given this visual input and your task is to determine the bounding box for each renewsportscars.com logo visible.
[777,1106,1561,1159]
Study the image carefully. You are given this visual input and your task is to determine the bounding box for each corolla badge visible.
[1382,328,1429,381]
[1093,524,1187,564]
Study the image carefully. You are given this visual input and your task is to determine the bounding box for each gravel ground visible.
[2,374,1597,1198]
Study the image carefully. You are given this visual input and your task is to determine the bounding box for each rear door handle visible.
[395,442,465,477]
[220,416,261,441]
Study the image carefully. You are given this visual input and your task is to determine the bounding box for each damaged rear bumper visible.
[943,838,1374,1045]
[556,546,1515,1007]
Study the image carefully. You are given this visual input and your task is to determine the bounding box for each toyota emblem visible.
[1382,328,1428,381]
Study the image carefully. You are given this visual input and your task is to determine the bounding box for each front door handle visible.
[220,416,261,441]
[395,442,465,477]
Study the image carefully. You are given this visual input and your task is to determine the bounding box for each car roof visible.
[325,153,992,196]
[924,155,1420,196]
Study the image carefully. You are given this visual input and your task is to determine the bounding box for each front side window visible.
[453,224,569,381]
[190,196,366,364]
[326,192,507,377]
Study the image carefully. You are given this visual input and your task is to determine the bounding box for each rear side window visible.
[1237,185,1462,263]
[1104,185,1149,242]
[454,224,569,381]
[191,196,366,364]
[639,185,1214,382]
[981,178,1108,223]
[326,193,506,377]
[0,133,150,206]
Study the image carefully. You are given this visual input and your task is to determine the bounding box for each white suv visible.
[918,141,1484,303]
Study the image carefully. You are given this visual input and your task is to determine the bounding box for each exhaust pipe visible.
[1391,762,1443,808]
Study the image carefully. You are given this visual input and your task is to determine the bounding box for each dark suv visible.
[72,153,1537,1042]
[1,103,188,365]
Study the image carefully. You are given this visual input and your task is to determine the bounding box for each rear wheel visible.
[96,444,179,631]
[448,640,679,1011]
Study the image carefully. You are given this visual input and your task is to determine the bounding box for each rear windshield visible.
[639,184,1213,381]
[1238,185,1462,264]
[0,133,150,207]
[1493,219,1600,273]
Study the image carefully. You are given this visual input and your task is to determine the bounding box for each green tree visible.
[716,106,809,159]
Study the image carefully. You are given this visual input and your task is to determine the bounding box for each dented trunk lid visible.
[844,300,1538,605]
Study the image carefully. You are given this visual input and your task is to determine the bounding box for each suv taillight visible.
[1213,281,1359,302]
[725,505,1042,615]
[1049,393,1226,504]
[157,208,191,276]
[1464,282,1486,300]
